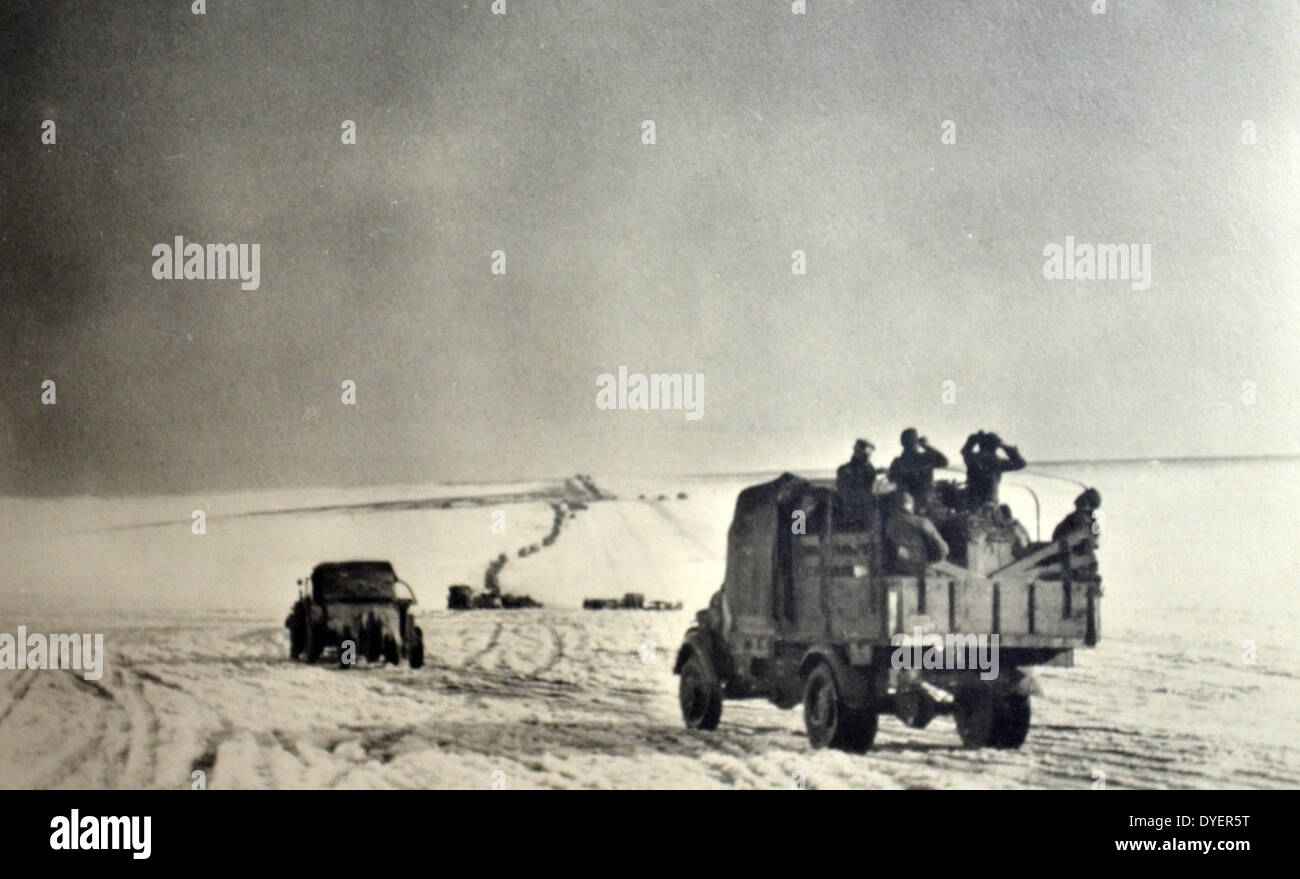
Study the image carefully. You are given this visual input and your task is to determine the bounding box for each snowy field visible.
[0,459,1297,789]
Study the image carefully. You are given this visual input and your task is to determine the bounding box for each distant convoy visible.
[674,430,1103,751]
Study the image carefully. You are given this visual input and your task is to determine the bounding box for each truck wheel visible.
[679,652,723,731]
[991,695,1031,749]
[365,617,383,663]
[895,686,937,730]
[954,686,996,748]
[382,634,399,665]
[288,613,304,659]
[802,663,877,753]
[338,627,354,668]
[408,627,424,669]
[302,621,323,665]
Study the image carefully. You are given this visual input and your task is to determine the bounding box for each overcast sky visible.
[2,0,1298,495]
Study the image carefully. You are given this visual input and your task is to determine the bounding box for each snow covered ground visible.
[1,460,1297,789]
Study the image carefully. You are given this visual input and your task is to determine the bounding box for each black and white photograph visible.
[0,0,1295,843]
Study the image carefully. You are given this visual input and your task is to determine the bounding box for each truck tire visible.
[956,688,1031,748]
[895,686,937,729]
[679,651,723,731]
[288,611,304,659]
[408,627,425,669]
[382,633,399,665]
[991,694,1031,749]
[802,663,877,753]
[302,620,323,665]
[365,617,384,663]
[954,686,995,747]
[338,627,354,668]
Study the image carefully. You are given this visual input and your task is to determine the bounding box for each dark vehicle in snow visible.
[287,561,424,668]
[674,473,1100,751]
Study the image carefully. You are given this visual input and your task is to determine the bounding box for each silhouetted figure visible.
[888,428,948,509]
[835,438,877,529]
[961,431,1026,508]
[1052,488,1102,541]
[1000,503,1032,557]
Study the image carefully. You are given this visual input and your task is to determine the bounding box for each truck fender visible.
[305,599,325,627]
[798,647,876,711]
[1009,669,1042,697]
[674,627,725,679]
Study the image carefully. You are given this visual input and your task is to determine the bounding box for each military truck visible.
[287,561,424,668]
[673,473,1100,751]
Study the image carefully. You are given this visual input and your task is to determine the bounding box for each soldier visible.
[884,492,949,574]
[1052,488,1102,541]
[888,428,948,509]
[835,438,877,528]
[1000,503,1033,557]
[961,430,1026,509]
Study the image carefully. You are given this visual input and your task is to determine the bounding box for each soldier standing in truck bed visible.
[888,428,948,511]
[961,430,1026,508]
[835,438,877,529]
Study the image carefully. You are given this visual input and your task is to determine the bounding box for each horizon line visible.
[4,451,1299,501]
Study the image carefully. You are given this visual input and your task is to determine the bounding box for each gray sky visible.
[3,0,1298,495]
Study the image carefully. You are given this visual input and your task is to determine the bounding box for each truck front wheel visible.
[679,652,723,731]
[802,663,877,753]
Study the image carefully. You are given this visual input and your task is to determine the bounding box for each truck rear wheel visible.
[288,611,304,659]
[954,686,995,747]
[365,617,384,663]
[408,626,425,668]
[302,620,323,664]
[802,663,877,753]
[895,686,937,729]
[955,688,1030,749]
[679,652,723,731]
[991,694,1031,748]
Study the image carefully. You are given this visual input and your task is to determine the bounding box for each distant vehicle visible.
[677,492,688,500]
[583,593,680,610]
[674,474,1101,751]
[447,584,475,609]
[287,561,424,668]
[450,584,541,610]
[500,593,543,609]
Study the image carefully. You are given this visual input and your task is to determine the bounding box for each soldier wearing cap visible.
[1052,488,1102,541]
[836,438,878,529]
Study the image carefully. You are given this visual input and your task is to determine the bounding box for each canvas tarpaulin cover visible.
[722,473,814,628]
[312,561,398,601]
